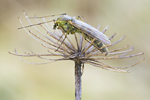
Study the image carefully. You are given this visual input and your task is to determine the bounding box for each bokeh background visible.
[0,0,149,100]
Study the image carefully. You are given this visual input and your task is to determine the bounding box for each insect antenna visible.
[18,20,55,29]
[29,13,66,19]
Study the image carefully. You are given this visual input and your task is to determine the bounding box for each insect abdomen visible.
[93,40,108,53]
[79,32,109,53]
[79,32,108,53]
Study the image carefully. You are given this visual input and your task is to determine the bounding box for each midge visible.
[19,13,111,53]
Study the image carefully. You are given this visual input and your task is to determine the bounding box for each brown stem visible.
[75,60,82,100]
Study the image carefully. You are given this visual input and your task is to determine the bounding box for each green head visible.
[53,15,75,30]
[53,15,77,34]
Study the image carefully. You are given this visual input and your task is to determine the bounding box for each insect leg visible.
[55,30,69,52]
[77,16,84,21]
[79,31,87,40]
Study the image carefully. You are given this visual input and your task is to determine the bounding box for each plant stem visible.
[75,60,82,100]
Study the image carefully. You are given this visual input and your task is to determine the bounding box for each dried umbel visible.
[9,11,144,100]
[9,12,144,73]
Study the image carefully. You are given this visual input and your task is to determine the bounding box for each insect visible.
[19,14,111,53]
[53,15,111,53]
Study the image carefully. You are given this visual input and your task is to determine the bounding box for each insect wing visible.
[72,20,111,45]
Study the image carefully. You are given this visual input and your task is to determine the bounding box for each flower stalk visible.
[75,60,82,100]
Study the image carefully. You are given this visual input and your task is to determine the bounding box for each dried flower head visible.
[9,11,145,100]
[9,11,144,73]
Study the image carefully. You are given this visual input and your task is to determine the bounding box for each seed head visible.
[9,11,144,73]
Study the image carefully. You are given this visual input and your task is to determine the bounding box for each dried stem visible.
[75,60,82,100]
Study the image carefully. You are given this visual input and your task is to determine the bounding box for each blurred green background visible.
[0,0,149,100]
